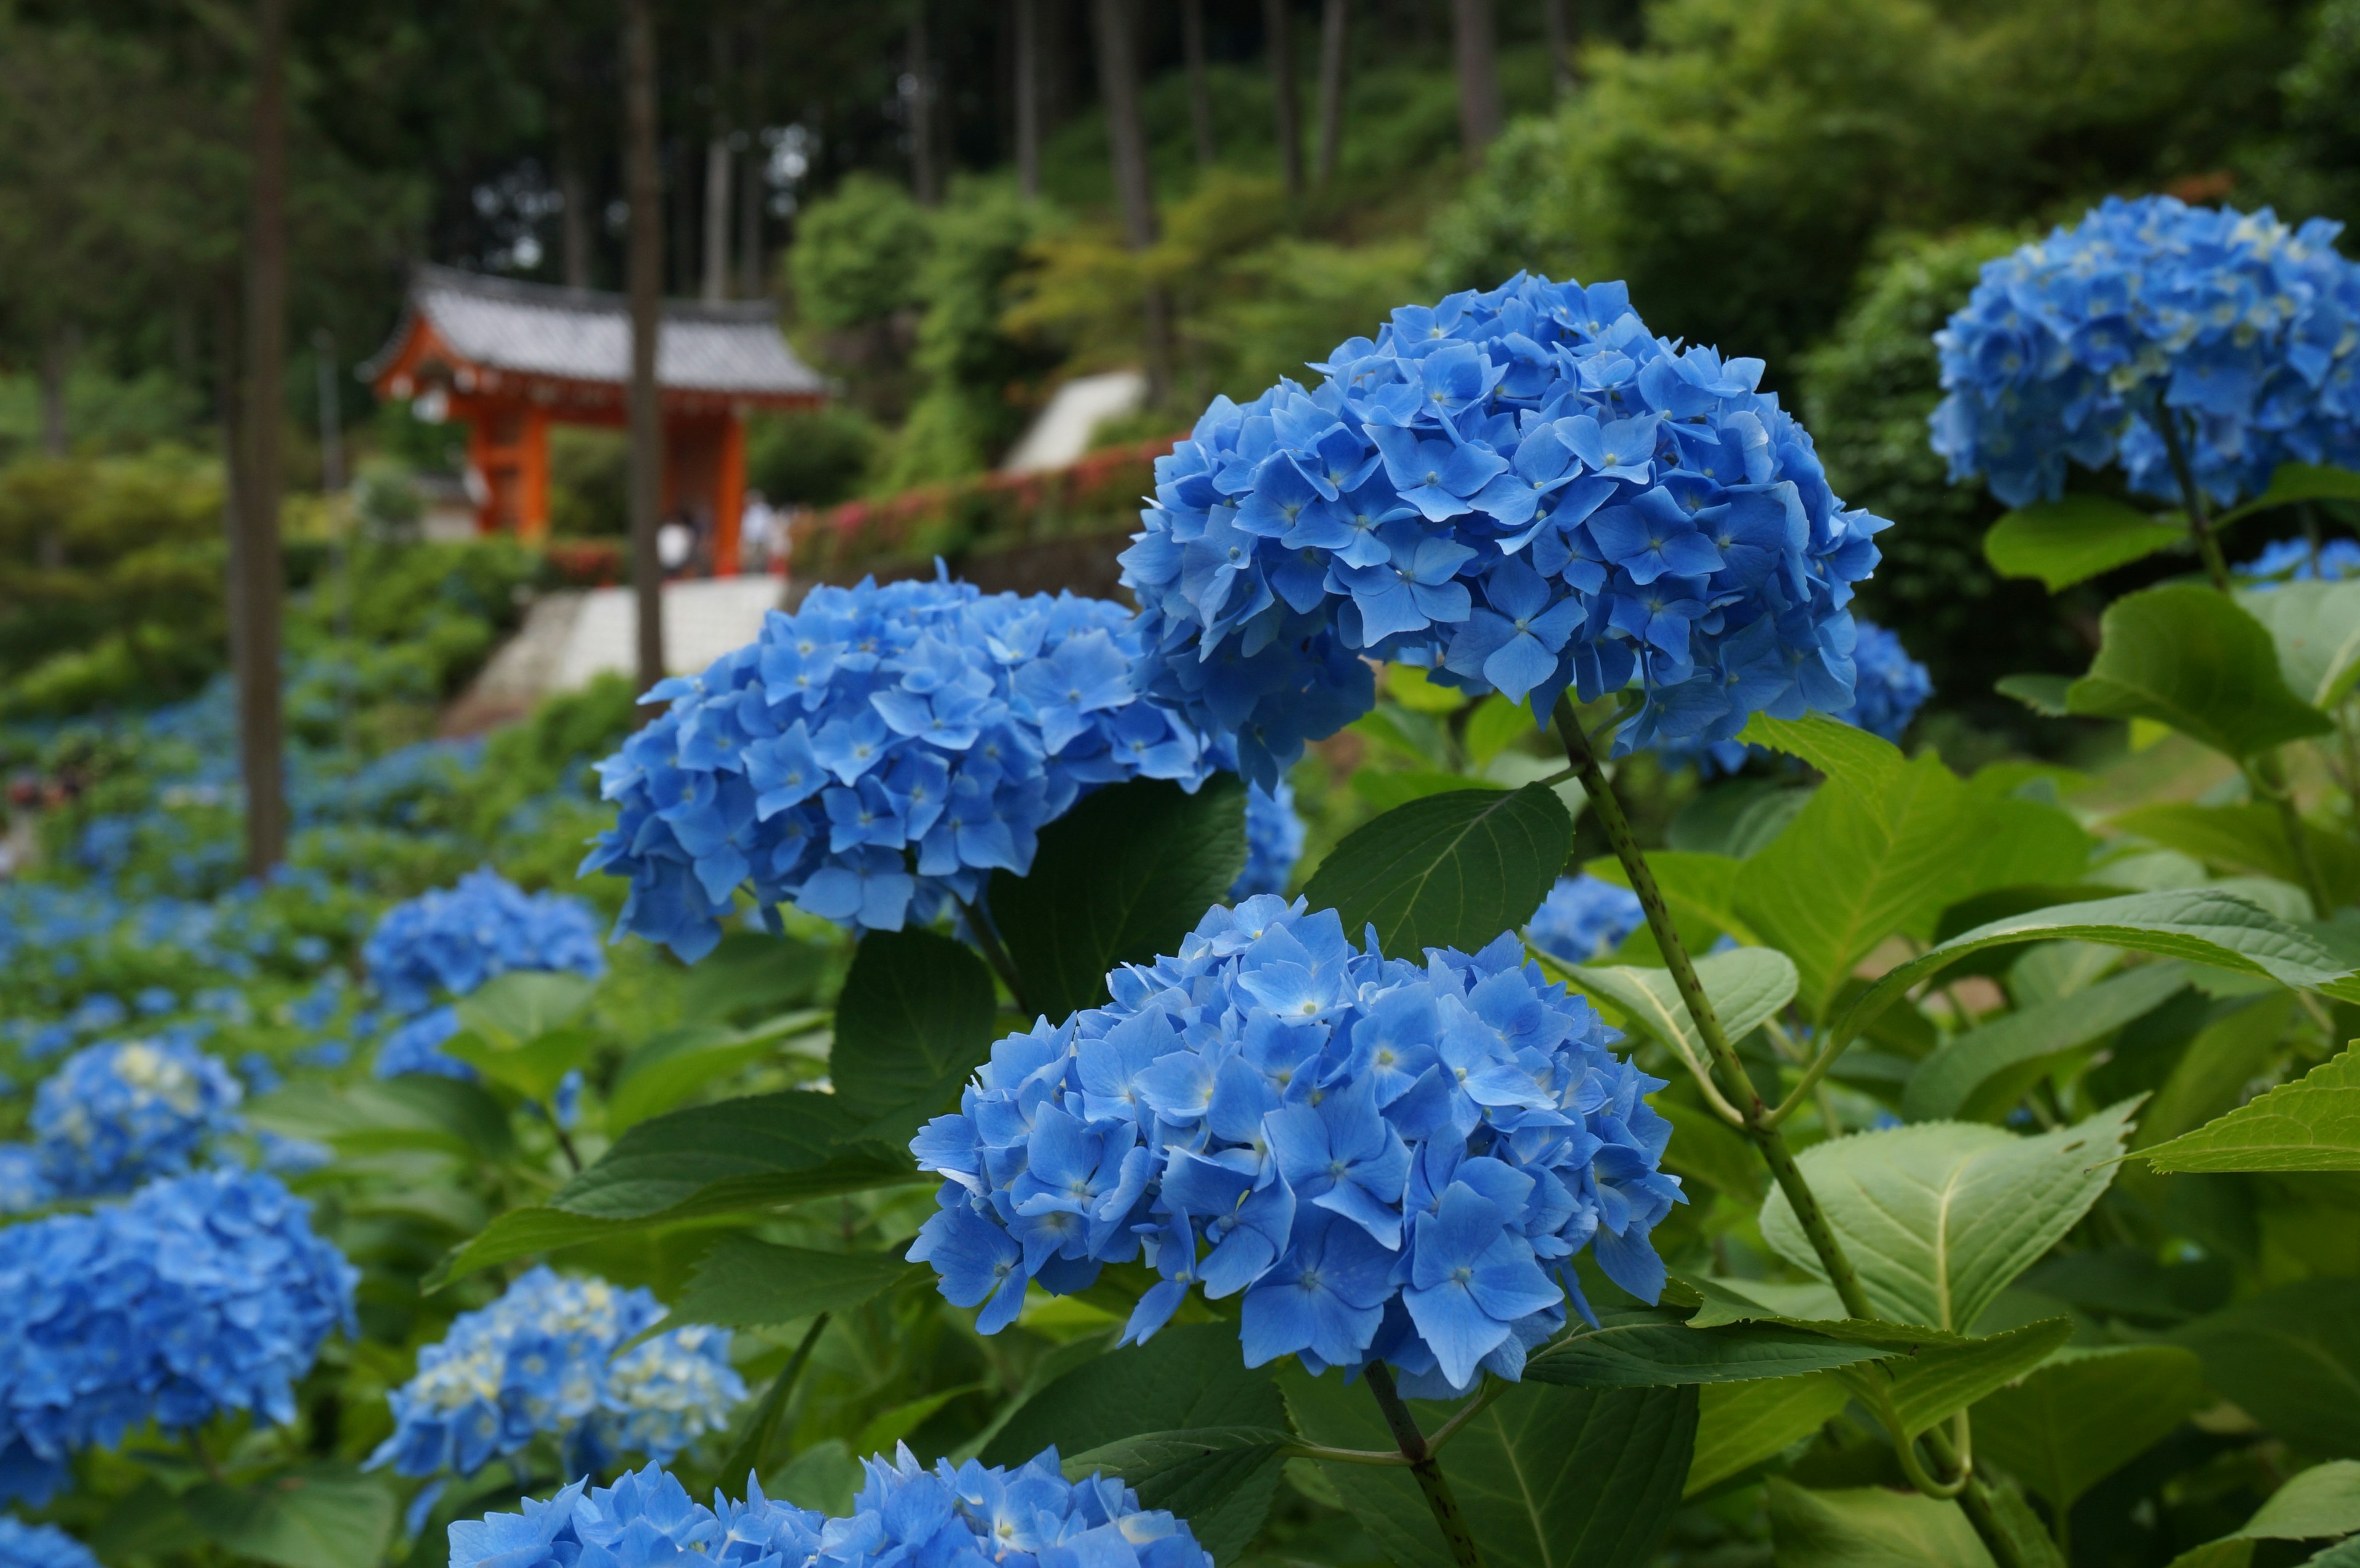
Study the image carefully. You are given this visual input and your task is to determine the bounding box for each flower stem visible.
[1364,1365,1483,1568]
[2152,393,2231,592]
[959,898,1034,1019]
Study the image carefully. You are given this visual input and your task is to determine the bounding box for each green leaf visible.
[1739,711,1907,797]
[184,1467,395,1568]
[454,970,597,1044]
[1734,750,1978,1021]
[2217,462,2360,525]
[1283,1370,1696,1568]
[248,1076,515,1164]
[1465,692,1542,768]
[680,930,831,1024]
[2063,584,2332,758]
[1353,769,1507,812]
[1684,1374,1849,1496]
[1669,1276,1971,1349]
[1385,663,1468,713]
[1973,1346,2209,1514]
[1659,1099,1766,1202]
[1567,946,1798,1083]
[441,1023,598,1101]
[983,1322,1286,1468]
[2109,802,2360,907]
[2144,1045,2360,1172]
[552,1091,918,1220]
[664,1236,920,1330]
[2135,992,2297,1150]
[830,928,999,1124]
[1766,1478,1992,1568]
[2236,581,2360,709]
[427,1207,745,1288]
[2176,1280,2360,1457]
[1903,963,2189,1121]
[1836,1317,2075,1438]
[1524,1309,1887,1388]
[1984,494,2188,591]
[1301,783,1572,958]
[1063,1429,1292,1565]
[989,775,1248,1020]
[852,1384,985,1456]
[1759,1101,2140,1331]
[608,1011,830,1132]
[1667,780,1812,860]
[1997,674,2075,718]
[2165,1544,2254,1568]
[2242,1460,2360,1540]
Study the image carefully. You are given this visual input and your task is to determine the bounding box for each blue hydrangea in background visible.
[371,1266,744,1483]
[374,1006,472,1081]
[1931,195,2360,509]
[0,1147,49,1215]
[1525,875,1645,964]
[911,895,1683,1395]
[1230,780,1307,899]
[30,1036,243,1197]
[0,1168,356,1504]
[1122,274,1891,786]
[0,1518,98,1568]
[2243,535,2360,584]
[583,576,1218,960]
[363,868,605,1017]
[447,1446,1214,1568]
[1831,621,1932,744]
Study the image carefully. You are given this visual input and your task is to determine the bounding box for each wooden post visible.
[715,411,747,575]
[1313,0,1349,188]
[1181,0,1216,166]
[1090,0,1170,404]
[237,0,290,877]
[623,0,667,696]
[1265,0,1302,196]
[521,407,551,541]
[1014,0,1044,198]
[1452,0,1502,160]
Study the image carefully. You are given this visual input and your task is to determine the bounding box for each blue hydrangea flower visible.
[374,1006,472,1081]
[0,1169,357,1504]
[371,1266,745,1483]
[581,576,1218,960]
[1932,195,2360,509]
[2243,535,2360,584]
[1830,621,1931,743]
[0,1518,99,1568]
[31,1037,243,1197]
[448,1447,1214,1568]
[1525,875,1645,964]
[910,896,1683,1395]
[1230,780,1307,899]
[1123,275,1890,786]
[364,868,606,1017]
[0,1146,50,1215]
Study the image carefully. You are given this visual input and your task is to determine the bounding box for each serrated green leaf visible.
[1302,783,1572,958]
[441,1023,597,1101]
[2236,580,2360,709]
[608,1011,830,1132]
[1668,1275,1973,1349]
[989,775,1248,1021]
[1739,711,1906,797]
[2218,462,2360,525]
[830,928,997,1124]
[1766,1478,1991,1568]
[553,1091,918,1220]
[1997,673,2076,717]
[664,1236,919,1330]
[2143,1045,2360,1172]
[248,1076,515,1164]
[426,1206,746,1288]
[1063,1429,1292,1565]
[2243,1460,2360,1540]
[1984,494,2189,591]
[2064,584,2332,758]
[1465,692,1541,768]
[1836,1317,2074,1437]
[184,1467,395,1568]
[455,970,597,1045]
[1903,963,2189,1121]
[1283,1368,1694,1568]
[1524,1309,1886,1388]
[1566,946,1797,1086]
[2164,1543,2254,1568]
[2175,1279,2360,1457]
[1760,1102,2139,1332]
[1973,1345,2209,1514]
[1684,1374,1849,1496]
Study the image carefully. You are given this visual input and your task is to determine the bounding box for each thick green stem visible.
[2152,393,2231,591]
[1364,1365,1482,1568]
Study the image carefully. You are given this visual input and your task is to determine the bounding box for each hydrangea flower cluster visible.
[1122,274,1890,785]
[1652,616,1931,775]
[0,1146,47,1214]
[1525,875,1645,965]
[0,1518,98,1568]
[2243,535,2360,584]
[374,1007,471,1081]
[371,1266,745,1482]
[1931,195,2360,509]
[0,1169,356,1505]
[449,1447,1213,1568]
[910,896,1683,1395]
[583,576,1218,959]
[30,1037,243,1197]
[1230,780,1307,899]
[363,868,605,1017]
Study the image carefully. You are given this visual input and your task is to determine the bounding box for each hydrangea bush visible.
[1122,274,1892,782]
[363,868,606,1016]
[371,1266,745,1483]
[910,896,1682,1394]
[0,1518,99,1568]
[2242,535,2360,583]
[1525,875,1645,965]
[582,578,1221,959]
[1932,195,2360,508]
[0,1169,356,1504]
[447,1448,1214,1568]
[28,1036,243,1196]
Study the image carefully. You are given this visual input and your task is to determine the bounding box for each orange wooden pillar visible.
[518,407,551,541]
[714,410,747,575]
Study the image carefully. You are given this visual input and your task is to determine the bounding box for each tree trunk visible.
[739,143,765,296]
[1543,0,1577,96]
[623,0,667,700]
[1013,0,1043,198]
[1451,0,1502,161]
[1090,0,1170,402]
[907,10,940,206]
[238,0,290,877]
[702,138,731,300]
[37,326,71,460]
[1181,0,1215,167]
[1264,0,1302,197]
[217,279,245,690]
[1313,0,1348,188]
[558,139,592,289]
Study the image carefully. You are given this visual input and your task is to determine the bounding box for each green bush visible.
[788,172,932,331]
[747,404,882,508]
